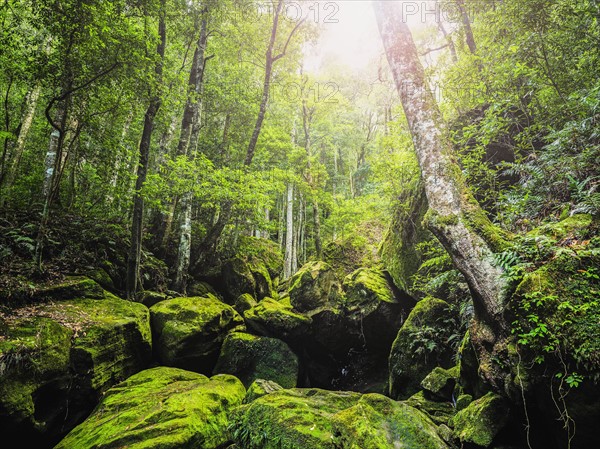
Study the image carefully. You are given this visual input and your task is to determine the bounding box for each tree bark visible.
[173,14,209,293]
[374,1,508,330]
[126,1,167,298]
[1,85,41,200]
[456,0,477,54]
[284,182,294,279]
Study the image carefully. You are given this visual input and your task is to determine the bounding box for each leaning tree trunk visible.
[126,1,166,299]
[374,2,509,334]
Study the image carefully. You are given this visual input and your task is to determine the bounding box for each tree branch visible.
[272,18,306,63]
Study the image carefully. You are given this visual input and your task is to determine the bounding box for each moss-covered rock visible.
[231,388,362,449]
[234,293,257,314]
[526,213,593,241]
[34,276,107,301]
[288,261,344,313]
[139,290,169,308]
[213,332,298,388]
[451,392,509,447]
[420,366,459,401]
[243,379,284,404]
[342,268,412,354]
[220,237,283,303]
[187,280,221,298]
[0,296,151,446]
[332,394,449,449]
[404,390,455,426]
[231,388,449,449]
[150,295,245,374]
[389,297,458,399]
[55,367,245,449]
[380,184,430,295]
[243,297,311,339]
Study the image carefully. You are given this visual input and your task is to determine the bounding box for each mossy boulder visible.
[243,297,311,339]
[288,261,344,313]
[234,293,257,314]
[220,237,283,302]
[150,295,245,374]
[404,390,455,426]
[421,366,459,401]
[34,276,107,301]
[389,297,458,399]
[187,280,221,298]
[332,394,449,449]
[55,367,245,449]
[231,388,362,449]
[0,297,151,447]
[213,332,299,388]
[243,379,284,404]
[343,268,413,354]
[231,388,449,449]
[451,392,509,447]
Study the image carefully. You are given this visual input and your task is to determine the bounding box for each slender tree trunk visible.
[438,22,458,63]
[284,183,294,279]
[108,110,133,203]
[1,85,41,201]
[456,0,477,54]
[126,1,167,298]
[374,1,508,329]
[173,14,209,293]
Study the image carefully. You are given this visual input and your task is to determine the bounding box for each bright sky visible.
[303,1,383,74]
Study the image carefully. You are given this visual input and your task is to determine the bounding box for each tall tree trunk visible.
[1,85,41,203]
[284,183,294,279]
[173,14,209,293]
[456,0,477,54]
[374,1,508,331]
[126,1,167,298]
[245,0,305,166]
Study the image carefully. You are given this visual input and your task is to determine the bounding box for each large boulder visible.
[451,392,509,448]
[288,261,343,312]
[150,294,245,374]
[55,367,245,449]
[243,297,311,340]
[332,394,449,449]
[0,296,151,447]
[219,236,283,302]
[389,297,458,399]
[213,332,299,388]
[231,388,449,449]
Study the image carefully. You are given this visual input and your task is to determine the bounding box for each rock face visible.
[288,261,343,312]
[0,294,151,447]
[231,388,449,449]
[55,367,246,449]
[451,392,509,447]
[243,264,412,391]
[219,236,283,302]
[150,294,245,374]
[389,297,458,399]
[213,332,299,388]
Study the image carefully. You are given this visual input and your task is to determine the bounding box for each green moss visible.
[451,392,509,447]
[213,332,298,388]
[231,388,362,449]
[527,213,593,240]
[342,268,395,312]
[420,366,459,400]
[380,183,429,294]
[389,297,457,399]
[234,293,257,314]
[288,261,343,312]
[35,276,106,301]
[0,317,72,429]
[243,379,283,404]
[150,295,245,372]
[55,367,246,449]
[404,390,455,426]
[243,297,311,339]
[332,394,449,449]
